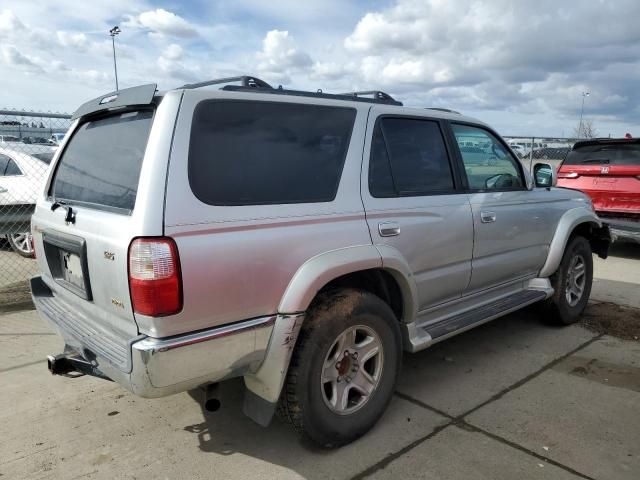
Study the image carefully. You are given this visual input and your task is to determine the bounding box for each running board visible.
[405,289,548,353]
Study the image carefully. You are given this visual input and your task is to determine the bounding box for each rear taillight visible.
[558,172,579,179]
[128,237,182,317]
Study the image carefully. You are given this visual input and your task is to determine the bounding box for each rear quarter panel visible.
[156,91,373,338]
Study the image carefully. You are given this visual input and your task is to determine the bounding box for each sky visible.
[1,0,639,138]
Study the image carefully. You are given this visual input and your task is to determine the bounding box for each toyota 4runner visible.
[31,76,610,447]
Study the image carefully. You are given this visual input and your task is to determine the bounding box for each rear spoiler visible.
[71,83,157,120]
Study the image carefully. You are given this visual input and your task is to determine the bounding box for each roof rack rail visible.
[425,107,461,115]
[339,90,401,105]
[222,85,403,106]
[180,75,272,90]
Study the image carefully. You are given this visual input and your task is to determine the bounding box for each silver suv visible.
[31,76,610,447]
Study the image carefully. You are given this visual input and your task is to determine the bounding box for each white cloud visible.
[256,30,312,83]
[163,43,184,61]
[56,31,89,49]
[0,8,24,34]
[1,45,44,73]
[124,8,198,38]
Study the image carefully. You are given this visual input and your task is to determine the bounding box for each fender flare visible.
[243,244,418,424]
[539,207,602,278]
[277,244,384,314]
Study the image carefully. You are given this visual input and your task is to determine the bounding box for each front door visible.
[361,110,474,312]
[450,123,549,293]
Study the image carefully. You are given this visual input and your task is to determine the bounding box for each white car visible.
[50,133,66,145]
[0,147,50,257]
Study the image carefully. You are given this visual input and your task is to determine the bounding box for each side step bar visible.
[406,289,548,352]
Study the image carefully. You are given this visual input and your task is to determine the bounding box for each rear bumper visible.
[30,276,275,397]
[599,215,640,243]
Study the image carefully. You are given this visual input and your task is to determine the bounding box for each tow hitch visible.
[47,348,112,382]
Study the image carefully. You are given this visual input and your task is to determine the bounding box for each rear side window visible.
[369,117,454,197]
[0,154,10,174]
[188,100,356,206]
[4,158,22,175]
[564,143,640,166]
[51,110,153,213]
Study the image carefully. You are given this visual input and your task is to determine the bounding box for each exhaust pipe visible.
[47,349,112,381]
[202,383,221,413]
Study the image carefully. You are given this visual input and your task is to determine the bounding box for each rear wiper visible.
[581,158,610,164]
[51,200,76,224]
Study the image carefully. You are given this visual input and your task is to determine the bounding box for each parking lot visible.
[1,244,638,480]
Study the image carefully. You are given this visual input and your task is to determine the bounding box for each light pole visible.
[109,26,121,91]
[577,91,590,139]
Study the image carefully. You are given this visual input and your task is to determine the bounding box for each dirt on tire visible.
[582,302,640,341]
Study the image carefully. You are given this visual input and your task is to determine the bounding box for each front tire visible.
[279,289,402,448]
[542,235,593,324]
[7,232,33,258]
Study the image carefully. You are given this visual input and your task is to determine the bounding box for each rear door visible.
[449,123,551,293]
[361,109,473,310]
[30,94,179,340]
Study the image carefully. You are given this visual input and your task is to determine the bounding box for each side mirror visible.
[533,163,557,188]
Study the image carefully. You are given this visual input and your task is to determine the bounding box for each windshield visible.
[564,142,640,166]
[50,110,154,213]
[33,152,55,164]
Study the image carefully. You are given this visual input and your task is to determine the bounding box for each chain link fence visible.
[503,136,575,173]
[0,109,71,310]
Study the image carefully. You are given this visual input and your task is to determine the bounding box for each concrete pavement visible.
[1,300,638,479]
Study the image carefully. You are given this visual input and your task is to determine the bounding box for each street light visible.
[109,25,121,91]
[577,91,590,139]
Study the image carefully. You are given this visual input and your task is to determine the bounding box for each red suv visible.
[557,138,640,242]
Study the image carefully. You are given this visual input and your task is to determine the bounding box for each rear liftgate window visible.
[51,110,154,213]
[188,100,357,205]
[564,143,640,166]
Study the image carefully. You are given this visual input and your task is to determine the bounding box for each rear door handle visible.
[378,222,400,237]
[480,211,496,223]
[0,186,7,193]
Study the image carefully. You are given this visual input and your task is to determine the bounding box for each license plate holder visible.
[42,231,92,300]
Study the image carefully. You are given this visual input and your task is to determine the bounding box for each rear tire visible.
[279,288,402,448]
[542,235,593,325]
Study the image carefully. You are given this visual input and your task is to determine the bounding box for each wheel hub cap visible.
[321,325,384,415]
[565,254,586,307]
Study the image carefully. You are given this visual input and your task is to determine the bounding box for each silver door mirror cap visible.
[533,162,557,188]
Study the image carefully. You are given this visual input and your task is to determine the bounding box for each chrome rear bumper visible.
[31,276,275,397]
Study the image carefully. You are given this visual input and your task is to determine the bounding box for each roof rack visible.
[339,90,402,106]
[177,74,403,106]
[180,75,272,90]
[425,107,461,115]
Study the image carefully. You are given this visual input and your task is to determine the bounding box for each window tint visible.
[564,143,640,166]
[51,110,153,213]
[452,124,524,191]
[188,100,356,205]
[369,117,454,197]
[368,124,396,197]
[0,154,9,175]
[5,158,22,175]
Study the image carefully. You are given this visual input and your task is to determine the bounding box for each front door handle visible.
[378,222,400,237]
[480,211,496,223]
